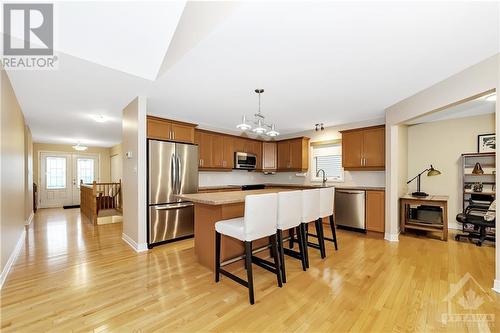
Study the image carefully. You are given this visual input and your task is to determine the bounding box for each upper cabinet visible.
[341,125,385,170]
[193,128,309,173]
[262,142,277,171]
[147,116,196,144]
[277,137,310,172]
[194,130,256,171]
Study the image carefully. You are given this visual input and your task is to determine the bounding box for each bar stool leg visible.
[244,241,255,305]
[316,218,326,259]
[277,229,286,283]
[289,227,295,249]
[215,231,221,282]
[329,215,338,251]
[296,225,307,271]
[302,223,309,268]
[270,234,283,288]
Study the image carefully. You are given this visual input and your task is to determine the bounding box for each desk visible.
[400,194,449,241]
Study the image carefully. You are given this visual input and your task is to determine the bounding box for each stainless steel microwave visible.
[234,152,257,170]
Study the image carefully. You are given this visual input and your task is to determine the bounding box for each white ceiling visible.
[406,94,496,125]
[5,1,499,147]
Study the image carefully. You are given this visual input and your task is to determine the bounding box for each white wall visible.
[408,114,495,229]
[384,53,499,292]
[199,117,386,188]
[121,97,147,252]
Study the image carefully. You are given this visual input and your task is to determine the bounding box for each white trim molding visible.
[384,232,400,242]
[122,233,148,253]
[25,211,34,226]
[493,279,500,294]
[1,228,26,289]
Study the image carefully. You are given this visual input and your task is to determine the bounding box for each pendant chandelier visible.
[236,89,279,137]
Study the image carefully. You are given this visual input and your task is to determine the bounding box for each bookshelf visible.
[461,152,495,211]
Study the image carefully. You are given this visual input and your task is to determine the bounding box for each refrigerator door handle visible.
[170,153,176,193]
[154,202,194,210]
[176,155,181,194]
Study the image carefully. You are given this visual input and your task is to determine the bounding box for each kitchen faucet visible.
[316,169,327,186]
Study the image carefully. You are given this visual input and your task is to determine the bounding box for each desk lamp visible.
[407,165,441,197]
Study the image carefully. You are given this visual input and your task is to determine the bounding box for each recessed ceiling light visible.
[91,114,107,123]
[485,94,496,102]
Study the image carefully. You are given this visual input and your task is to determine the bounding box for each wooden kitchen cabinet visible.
[195,131,213,168]
[277,140,290,170]
[211,134,224,168]
[341,125,385,170]
[262,141,277,171]
[147,116,196,143]
[194,128,305,172]
[222,136,234,169]
[363,127,385,168]
[171,122,195,143]
[277,137,309,172]
[366,190,385,233]
[195,130,249,170]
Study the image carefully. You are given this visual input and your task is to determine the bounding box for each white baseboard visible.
[493,279,500,294]
[0,228,26,289]
[384,232,400,242]
[122,233,148,252]
[25,211,34,226]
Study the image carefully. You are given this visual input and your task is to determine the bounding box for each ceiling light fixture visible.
[92,114,107,123]
[72,143,88,151]
[485,93,496,102]
[315,123,324,131]
[236,89,279,137]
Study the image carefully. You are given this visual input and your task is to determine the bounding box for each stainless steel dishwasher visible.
[334,189,366,231]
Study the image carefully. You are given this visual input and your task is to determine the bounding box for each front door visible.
[39,152,99,208]
[71,155,99,205]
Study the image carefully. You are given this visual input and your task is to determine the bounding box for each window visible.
[77,158,94,185]
[46,157,66,189]
[311,141,343,182]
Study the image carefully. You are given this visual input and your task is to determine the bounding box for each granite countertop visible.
[334,186,385,191]
[264,183,335,189]
[198,185,242,191]
[178,188,294,205]
[197,183,384,192]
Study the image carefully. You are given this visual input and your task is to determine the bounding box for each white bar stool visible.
[291,189,326,268]
[276,191,307,283]
[215,193,282,305]
[319,187,338,250]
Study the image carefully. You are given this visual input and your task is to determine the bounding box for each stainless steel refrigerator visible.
[148,140,198,247]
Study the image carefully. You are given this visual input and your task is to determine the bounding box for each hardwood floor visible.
[1,208,498,332]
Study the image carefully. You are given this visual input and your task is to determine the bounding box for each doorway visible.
[39,152,99,208]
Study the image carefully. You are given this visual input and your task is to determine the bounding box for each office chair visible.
[455,199,496,246]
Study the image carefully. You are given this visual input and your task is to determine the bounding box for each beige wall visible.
[122,97,147,250]
[1,69,27,281]
[24,126,33,220]
[384,53,499,291]
[408,114,495,229]
[33,143,112,186]
[110,143,122,156]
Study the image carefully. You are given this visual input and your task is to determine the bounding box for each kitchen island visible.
[177,188,296,271]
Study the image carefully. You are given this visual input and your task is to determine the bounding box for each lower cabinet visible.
[366,190,385,233]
